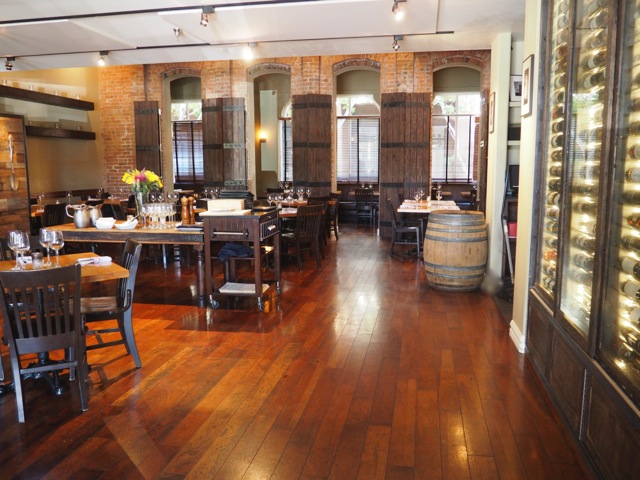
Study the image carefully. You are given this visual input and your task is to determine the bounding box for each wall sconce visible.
[259,131,267,143]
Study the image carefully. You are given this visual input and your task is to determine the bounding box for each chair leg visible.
[296,243,303,271]
[315,241,322,268]
[122,310,142,368]
[11,359,25,423]
[390,234,395,256]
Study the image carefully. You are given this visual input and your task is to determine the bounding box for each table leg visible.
[195,246,205,307]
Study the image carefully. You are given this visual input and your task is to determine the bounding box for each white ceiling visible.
[0,0,525,72]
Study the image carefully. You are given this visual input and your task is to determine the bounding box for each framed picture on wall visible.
[510,75,523,102]
[489,92,495,133]
[521,54,534,117]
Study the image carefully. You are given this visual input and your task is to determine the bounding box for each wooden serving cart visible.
[202,210,280,310]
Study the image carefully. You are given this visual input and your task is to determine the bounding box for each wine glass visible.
[49,231,64,266]
[436,185,443,202]
[66,191,72,204]
[8,230,29,270]
[267,194,274,207]
[40,227,53,266]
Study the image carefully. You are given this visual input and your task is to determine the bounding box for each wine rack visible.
[599,0,640,402]
[537,0,571,298]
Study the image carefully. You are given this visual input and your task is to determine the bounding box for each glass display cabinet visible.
[527,0,640,478]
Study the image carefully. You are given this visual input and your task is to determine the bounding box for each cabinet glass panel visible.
[535,0,571,298]
[599,0,640,404]
[558,0,608,337]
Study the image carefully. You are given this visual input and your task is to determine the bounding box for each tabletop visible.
[0,252,129,283]
[50,222,204,246]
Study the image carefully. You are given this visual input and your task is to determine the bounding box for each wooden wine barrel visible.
[423,210,488,291]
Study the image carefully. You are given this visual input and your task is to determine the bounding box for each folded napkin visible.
[76,256,112,266]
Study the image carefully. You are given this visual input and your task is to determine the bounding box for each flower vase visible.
[135,191,147,217]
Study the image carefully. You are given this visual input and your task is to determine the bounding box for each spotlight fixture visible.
[200,12,209,27]
[392,35,403,51]
[5,56,15,71]
[97,51,108,67]
[173,28,183,41]
[243,42,257,61]
[392,0,406,21]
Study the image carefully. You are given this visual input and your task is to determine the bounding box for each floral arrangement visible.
[122,168,163,195]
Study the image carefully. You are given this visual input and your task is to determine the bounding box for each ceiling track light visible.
[5,56,15,71]
[173,28,183,41]
[392,0,406,21]
[392,35,403,51]
[97,51,108,67]
[200,13,209,27]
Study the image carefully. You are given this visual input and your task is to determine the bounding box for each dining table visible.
[49,222,207,306]
[0,251,129,396]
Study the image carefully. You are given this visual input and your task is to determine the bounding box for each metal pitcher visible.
[87,205,102,226]
[66,204,91,228]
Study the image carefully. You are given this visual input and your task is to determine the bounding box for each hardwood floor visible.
[0,226,594,479]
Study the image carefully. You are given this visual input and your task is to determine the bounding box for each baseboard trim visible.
[509,319,526,354]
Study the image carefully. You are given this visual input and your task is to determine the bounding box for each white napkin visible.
[76,256,112,266]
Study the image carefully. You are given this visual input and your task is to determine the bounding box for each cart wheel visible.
[258,299,265,311]
[276,282,282,295]
[210,299,220,309]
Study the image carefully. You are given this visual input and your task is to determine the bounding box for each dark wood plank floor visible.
[0,226,594,479]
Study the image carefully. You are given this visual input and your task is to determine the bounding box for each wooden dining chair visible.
[281,204,323,271]
[0,264,88,423]
[355,188,378,227]
[387,198,422,258]
[42,203,68,227]
[81,239,143,368]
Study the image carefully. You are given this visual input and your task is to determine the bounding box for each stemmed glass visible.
[49,231,64,267]
[436,184,443,202]
[167,192,178,224]
[267,194,275,207]
[8,230,29,270]
[40,227,53,266]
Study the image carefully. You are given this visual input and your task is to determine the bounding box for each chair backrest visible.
[42,203,67,227]
[116,239,143,310]
[0,264,82,356]
[386,198,400,226]
[355,188,375,207]
[266,187,284,194]
[295,204,323,242]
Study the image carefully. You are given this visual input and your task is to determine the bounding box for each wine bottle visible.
[629,98,640,112]
[570,301,590,323]
[546,206,560,219]
[557,13,569,29]
[552,104,564,119]
[569,269,593,283]
[624,304,640,324]
[573,252,594,271]
[556,27,569,45]
[546,220,559,233]
[552,89,566,105]
[542,276,557,292]
[549,165,562,177]
[621,327,640,351]
[545,235,558,249]
[574,165,600,180]
[630,144,640,159]
[580,50,606,70]
[543,261,556,277]
[572,234,596,251]
[626,167,640,182]
[553,72,566,90]
[586,0,607,16]
[623,278,640,301]
[572,184,598,195]
[573,200,597,214]
[628,214,640,229]
[621,235,640,253]
[551,133,564,148]
[544,249,558,261]
[582,70,605,89]
[586,126,603,143]
[552,118,565,133]
[616,342,640,362]
[586,29,607,49]
[629,122,640,136]
[550,149,564,162]
[582,220,598,235]
[621,256,640,279]
[587,10,607,29]
[548,191,561,206]
[548,178,562,191]
[622,190,640,203]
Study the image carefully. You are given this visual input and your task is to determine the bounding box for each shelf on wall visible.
[25,125,96,140]
[0,85,94,111]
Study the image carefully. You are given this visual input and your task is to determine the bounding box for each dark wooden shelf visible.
[26,125,96,140]
[0,85,94,111]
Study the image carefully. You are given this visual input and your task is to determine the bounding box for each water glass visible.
[40,227,53,266]
[49,231,64,266]
[8,230,29,270]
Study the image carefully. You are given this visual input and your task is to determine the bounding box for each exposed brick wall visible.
[98,50,490,194]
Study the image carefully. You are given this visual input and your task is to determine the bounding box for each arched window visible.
[432,67,481,183]
[336,95,380,183]
[170,77,203,184]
